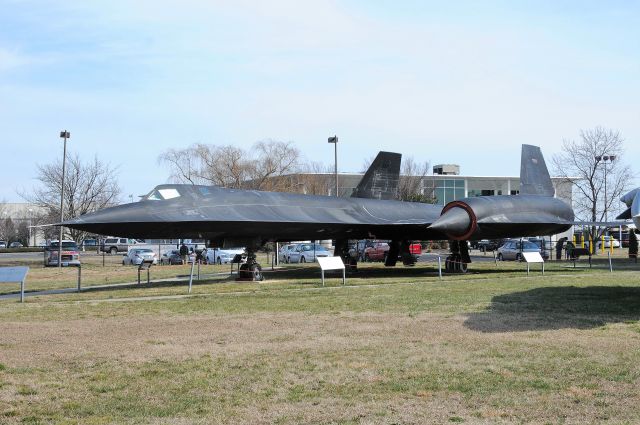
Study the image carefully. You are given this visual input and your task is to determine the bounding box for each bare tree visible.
[295,161,333,196]
[398,157,433,202]
[159,140,302,191]
[24,154,121,242]
[552,126,634,244]
[0,202,6,241]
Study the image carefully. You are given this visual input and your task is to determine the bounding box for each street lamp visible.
[27,208,33,247]
[328,135,338,197]
[58,130,70,267]
[595,154,616,223]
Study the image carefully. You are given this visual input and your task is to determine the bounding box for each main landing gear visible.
[445,240,471,273]
[237,248,264,281]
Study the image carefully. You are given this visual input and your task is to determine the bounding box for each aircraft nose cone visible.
[429,207,472,238]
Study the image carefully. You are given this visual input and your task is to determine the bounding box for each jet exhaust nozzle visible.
[429,201,477,240]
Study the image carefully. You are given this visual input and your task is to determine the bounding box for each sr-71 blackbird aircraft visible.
[618,188,640,230]
[63,144,574,277]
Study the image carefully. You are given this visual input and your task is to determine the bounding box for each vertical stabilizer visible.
[519,145,555,197]
[352,151,401,200]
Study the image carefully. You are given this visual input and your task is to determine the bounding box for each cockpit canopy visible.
[145,187,182,201]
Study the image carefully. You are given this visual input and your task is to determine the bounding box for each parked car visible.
[204,247,245,265]
[348,240,371,261]
[595,236,621,249]
[101,237,139,254]
[9,242,23,248]
[475,239,502,252]
[122,248,158,266]
[526,238,552,259]
[160,250,183,265]
[287,243,331,263]
[0,240,6,249]
[364,242,390,262]
[496,239,541,261]
[80,239,98,251]
[278,244,298,263]
[44,240,81,267]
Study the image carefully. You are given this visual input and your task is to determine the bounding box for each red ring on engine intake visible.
[440,201,478,241]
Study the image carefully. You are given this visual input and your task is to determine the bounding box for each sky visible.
[1,0,638,202]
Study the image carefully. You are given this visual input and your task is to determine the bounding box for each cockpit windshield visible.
[145,187,181,201]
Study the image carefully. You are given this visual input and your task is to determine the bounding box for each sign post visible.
[0,267,29,303]
[317,257,346,286]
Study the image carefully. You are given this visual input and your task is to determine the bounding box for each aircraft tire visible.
[459,262,468,273]
[252,263,264,281]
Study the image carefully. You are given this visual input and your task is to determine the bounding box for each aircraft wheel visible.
[459,262,468,273]
[251,263,264,281]
[444,256,452,272]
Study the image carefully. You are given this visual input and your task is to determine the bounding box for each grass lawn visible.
[1,254,640,424]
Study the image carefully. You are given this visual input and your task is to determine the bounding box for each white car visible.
[205,247,245,265]
[596,236,620,249]
[287,243,331,263]
[122,248,158,266]
[278,244,298,263]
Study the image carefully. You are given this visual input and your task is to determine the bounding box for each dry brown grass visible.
[2,305,640,423]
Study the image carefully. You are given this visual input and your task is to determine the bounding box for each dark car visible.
[476,239,502,252]
[160,249,183,265]
[80,239,98,251]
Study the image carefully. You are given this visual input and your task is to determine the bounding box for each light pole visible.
[58,130,70,267]
[595,154,616,223]
[328,136,338,197]
[27,208,33,247]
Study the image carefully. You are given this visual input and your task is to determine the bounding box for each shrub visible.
[629,231,638,261]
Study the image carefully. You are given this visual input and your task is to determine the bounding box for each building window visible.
[433,179,465,205]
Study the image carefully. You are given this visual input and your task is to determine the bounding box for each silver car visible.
[287,243,331,263]
[278,244,298,263]
[122,248,158,266]
[497,240,541,261]
[205,247,245,264]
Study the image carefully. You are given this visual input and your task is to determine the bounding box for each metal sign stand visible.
[0,267,29,303]
[523,252,545,276]
[137,260,153,285]
[317,257,346,286]
[188,261,196,294]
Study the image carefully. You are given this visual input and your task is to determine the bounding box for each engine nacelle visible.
[430,195,574,241]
